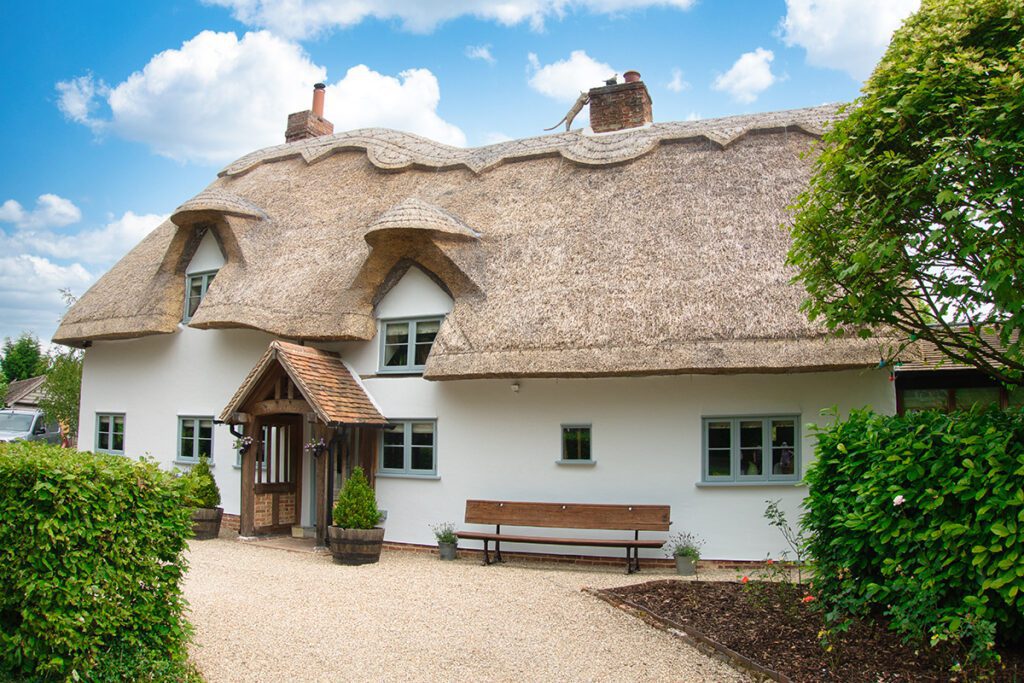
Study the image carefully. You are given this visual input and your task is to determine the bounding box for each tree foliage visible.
[1,333,47,383]
[332,466,382,529]
[803,407,1024,669]
[38,349,83,436]
[788,0,1024,385]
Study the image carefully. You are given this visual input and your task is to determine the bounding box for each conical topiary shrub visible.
[183,456,222,540]
[328,466,384,565]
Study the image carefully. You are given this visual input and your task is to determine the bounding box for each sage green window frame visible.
[701,416,800,483]
[95,413,125,455]
[177,416,214,463]
[560,424,593,463]
[183,270,217,322]
[378,420,437,476]
[378,317,442,374]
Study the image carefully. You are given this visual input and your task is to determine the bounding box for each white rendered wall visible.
[78,327,273,515]
[185,231,225,273]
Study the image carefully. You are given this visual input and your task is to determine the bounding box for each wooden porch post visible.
[239,419,257,537]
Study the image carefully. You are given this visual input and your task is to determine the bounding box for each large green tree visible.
[1,333,47,382]
[788,0,1023,385]
[38,349,83,438]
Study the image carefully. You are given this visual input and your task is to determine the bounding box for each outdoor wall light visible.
[510,381,520,393]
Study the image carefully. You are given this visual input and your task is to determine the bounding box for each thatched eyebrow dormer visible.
[56,103,890,375]
[364,198,480,243]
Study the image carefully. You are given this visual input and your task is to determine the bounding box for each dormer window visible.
[379,318,441,373]
[184,270,217,322]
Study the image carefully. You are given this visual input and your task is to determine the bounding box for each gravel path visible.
[183,539,749,683]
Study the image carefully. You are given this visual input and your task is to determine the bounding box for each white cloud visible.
[55,30,466,163]
[324,66,466,146]
[666,67,689,93]
[712,48,777,104]
[527,50,616,102]
[205,0,697,39]
[0,208,166,344]
[780,0,920,80]
[482,131,513,145]
[465,44,495,64]
[0,195,82,231]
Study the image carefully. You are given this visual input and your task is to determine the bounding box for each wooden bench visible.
[456,500,671,574]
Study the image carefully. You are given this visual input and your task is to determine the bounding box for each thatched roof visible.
[220,340,386,425]
[55,103,889,378]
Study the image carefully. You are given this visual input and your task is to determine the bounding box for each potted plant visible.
[327,466,385,565]
[432,522,458,560]
[667,531,704,576]
[183,456,222,540]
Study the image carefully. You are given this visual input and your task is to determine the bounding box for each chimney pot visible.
[587,73,653,134]
[312,82,326,117]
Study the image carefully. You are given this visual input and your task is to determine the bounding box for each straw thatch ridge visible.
[55,103,892,377]
[171,188,269,227]
[220,340,386,425]
[220,104,840,178]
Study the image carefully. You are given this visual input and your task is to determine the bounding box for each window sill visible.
[376,472,440,480]
[556,459,596,466]
[173,459,214,469]
[696,480,804,488]
[370,370,426,378]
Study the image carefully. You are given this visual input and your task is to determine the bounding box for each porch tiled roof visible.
[220,340,386,426]
[3,375,45,407]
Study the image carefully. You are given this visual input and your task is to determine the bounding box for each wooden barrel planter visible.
[191,507,223,540]
[328,526,385,565]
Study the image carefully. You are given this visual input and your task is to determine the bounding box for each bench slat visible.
[456,531,664,548]
[464,500,671,531]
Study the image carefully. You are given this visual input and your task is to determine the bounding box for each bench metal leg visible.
[494,539,504,564]
[624,546,641,575]
[482,539,491,566]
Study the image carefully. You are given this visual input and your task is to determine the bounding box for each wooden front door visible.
[252,414,302,534]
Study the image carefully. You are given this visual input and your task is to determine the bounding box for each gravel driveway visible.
[183,539,749,682]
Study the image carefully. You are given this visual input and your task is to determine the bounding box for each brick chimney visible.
[587,71,652,133]
[285,83,334,143]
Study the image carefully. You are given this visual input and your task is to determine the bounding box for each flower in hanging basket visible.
[304,437,327,455]
[233,436,254,454]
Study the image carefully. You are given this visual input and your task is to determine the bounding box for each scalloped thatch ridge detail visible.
[365,198,480,242]
[220,104,841,178]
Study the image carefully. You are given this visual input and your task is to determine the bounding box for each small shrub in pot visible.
[329,467,385,565]
[667,531,704,576]
[432,522,458,560]
[182,456,222,540]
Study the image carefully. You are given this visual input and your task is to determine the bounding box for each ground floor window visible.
[96,413,125,455]
[702,416,799,483]
[380,420,436,476]
[896,370,1023,414]
[560,424,592,462]
[178,416,213,463]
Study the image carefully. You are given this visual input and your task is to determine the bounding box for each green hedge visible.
[0,442,196,681]
[804,407,1024,664]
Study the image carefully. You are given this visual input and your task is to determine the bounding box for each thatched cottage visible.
[55,76,899,560]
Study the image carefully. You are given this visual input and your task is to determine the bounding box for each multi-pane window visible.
[96,413,125,454]
[178,416,213,462]
[897,373,1021,414]
[380,420,436,475]
[703,416,799,482]
[379,318,441,372]
[561,425,592,461]
[184,270,217,321]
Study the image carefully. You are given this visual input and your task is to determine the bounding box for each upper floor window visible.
[184,270,217,322]
[96,413,125,455]
[379,318,441,373]
[178,416,213,463]
[702,416,800,483]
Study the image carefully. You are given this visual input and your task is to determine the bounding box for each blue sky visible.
[0,0,920,347]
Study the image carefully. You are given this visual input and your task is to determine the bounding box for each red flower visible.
[802,595,816,603]
[741,576,749,584]
[766,559,774,565]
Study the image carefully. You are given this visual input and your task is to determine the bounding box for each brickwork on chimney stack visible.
[285,111,334,143]
[587,81,653,133]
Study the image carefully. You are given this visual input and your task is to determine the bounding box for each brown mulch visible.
[602,580,1024,683]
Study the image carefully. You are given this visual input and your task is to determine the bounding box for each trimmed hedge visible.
[0,442,195,681]
[804,407,1024,664]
